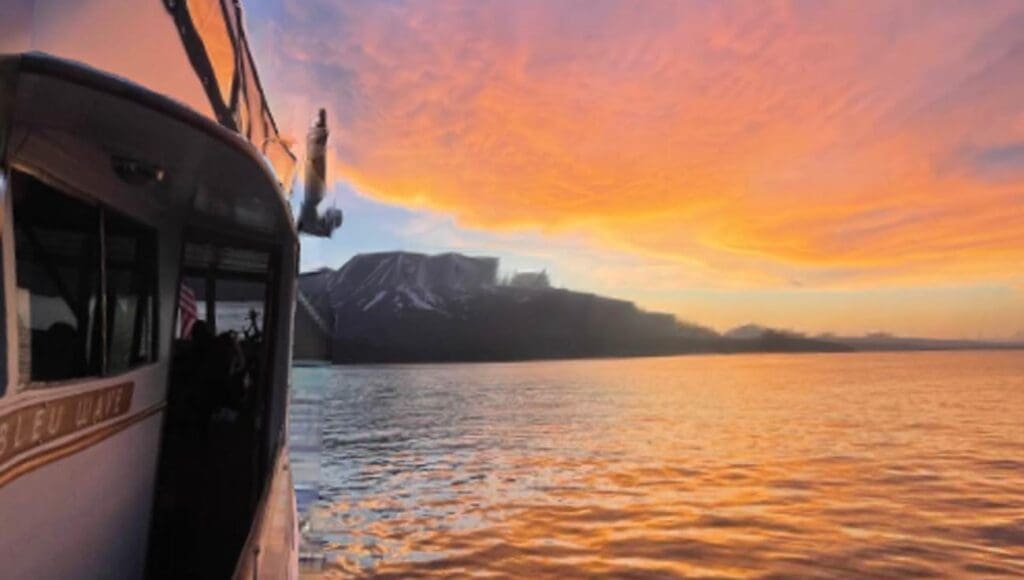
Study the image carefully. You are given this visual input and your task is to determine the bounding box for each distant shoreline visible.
[292,253,1024,367]
[297,340,1024,366]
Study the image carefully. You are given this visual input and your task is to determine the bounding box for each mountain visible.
[725,324,779,339]
[293,252,852,363]
[296,252,708,362]
[300,252,498,321]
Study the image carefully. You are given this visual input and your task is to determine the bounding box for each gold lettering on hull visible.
[0,383,134,466]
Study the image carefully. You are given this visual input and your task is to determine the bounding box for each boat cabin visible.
[0,40,299,580]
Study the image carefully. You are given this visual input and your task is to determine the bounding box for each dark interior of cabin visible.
[147,241,278,579]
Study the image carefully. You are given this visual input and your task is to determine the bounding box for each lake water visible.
[291,351,1024,577]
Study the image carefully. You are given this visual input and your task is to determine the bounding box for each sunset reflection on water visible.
[294,351,1024,577]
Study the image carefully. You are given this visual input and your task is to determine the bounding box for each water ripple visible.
[294,351,1024,577]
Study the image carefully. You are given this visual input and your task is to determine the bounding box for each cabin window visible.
[213,279,266,338]
[176,278,266,338]
[13,173,102,382]
[11,172,157,386]
[106,212,158,374]
[177,276,267,338]
[178,243,270,339]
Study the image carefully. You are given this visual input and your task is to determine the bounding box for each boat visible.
[0,1,339,577]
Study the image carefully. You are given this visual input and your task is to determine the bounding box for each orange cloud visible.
[251,0,1024,290]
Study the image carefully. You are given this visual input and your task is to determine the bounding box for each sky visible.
[244,0,1024,339]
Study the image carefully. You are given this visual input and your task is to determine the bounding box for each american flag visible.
[179,282,198,338]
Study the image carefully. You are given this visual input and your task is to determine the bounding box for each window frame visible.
[0,168,10,398]
[103,206,160,375]
[2,167,20,392]
[7,167,160,391]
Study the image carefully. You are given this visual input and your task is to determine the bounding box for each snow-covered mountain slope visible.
[300,252,500,322]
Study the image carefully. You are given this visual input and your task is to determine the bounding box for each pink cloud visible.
[249,0,1024,289]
